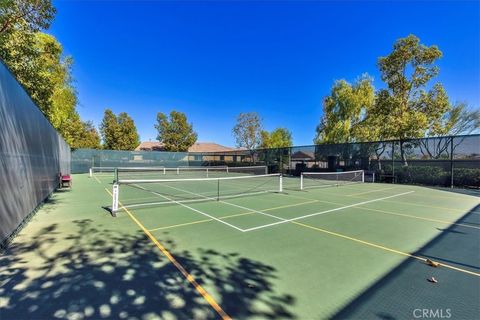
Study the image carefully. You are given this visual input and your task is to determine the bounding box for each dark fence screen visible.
[73,134,479,189]
[0,62,71,248]
[71,149,259,173]
[258,135,479,188]
[71,149,189,173]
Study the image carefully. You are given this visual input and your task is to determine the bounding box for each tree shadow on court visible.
[0,219,296,320]
[331,204,480,320]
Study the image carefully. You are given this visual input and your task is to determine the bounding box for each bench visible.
[60,174,72,188]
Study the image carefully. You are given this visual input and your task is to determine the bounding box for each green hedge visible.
[395,166,449,186]
[374,166,480,188]
[453,168,480,187]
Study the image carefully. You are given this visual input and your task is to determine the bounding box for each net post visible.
[112,184,119,217]
[265,166,268,174]
[207,168,209,178]
[177,167,179,175]
[163,167,166,175]
[114,168,118,184]
[279,174,283,192]
[89,168,92,178]
[361,170,365,183]
[300,173,304,190]
[226,166,229,173]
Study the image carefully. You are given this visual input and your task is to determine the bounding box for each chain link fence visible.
[72,134,479,188]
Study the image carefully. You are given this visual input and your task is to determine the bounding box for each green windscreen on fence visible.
[71,149,259,173]
[71,149,190,173]
[0,61,71,248]
[73,134,479,188]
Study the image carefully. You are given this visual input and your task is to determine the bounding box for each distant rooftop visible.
[135,141,240,153]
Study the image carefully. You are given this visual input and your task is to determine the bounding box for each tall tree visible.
[0,1,57,116]
[155,111,197,152]
[314,75,375,144]
[100,109,139,150]
[0,3,95,149]
[35,33,78,131]
[260,128,293,148]
[64,114,101,149]
[1,29,54,114]
[116,112,140,150]
[374,34,448,163]
[100,109,118,150]
[0,0,55,37]
[77,121,101,149]
[313,35,462,166]
[232,112,262,150]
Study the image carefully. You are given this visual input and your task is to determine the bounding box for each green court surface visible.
[1,174,479,320]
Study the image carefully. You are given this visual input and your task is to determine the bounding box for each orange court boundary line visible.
[99,177,479,284]
[103,186,231,319]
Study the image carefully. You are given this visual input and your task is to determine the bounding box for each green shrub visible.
[453,168,480,187]
[396,166,449,186]
[373,165,480,187]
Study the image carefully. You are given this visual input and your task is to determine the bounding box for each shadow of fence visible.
[332,204,480,320]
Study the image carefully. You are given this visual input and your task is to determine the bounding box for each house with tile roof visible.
[135,141,238,153]
[135,141,250,164]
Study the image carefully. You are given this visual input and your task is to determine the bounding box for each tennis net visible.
[89,166,116,177]
[90,166,167,178]
[114,165,268,180]
[111,173,282,215]
[300,170,364,190]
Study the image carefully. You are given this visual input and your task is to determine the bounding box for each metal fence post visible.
[392,141,395,183]
[450,136,454,188]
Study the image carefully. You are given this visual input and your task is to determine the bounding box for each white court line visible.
[131,184,246,232]
[242,191,415,232]
[160,182,289,223]
[346,186,398,197]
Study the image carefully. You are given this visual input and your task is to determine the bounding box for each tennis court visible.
[3,167,477,319]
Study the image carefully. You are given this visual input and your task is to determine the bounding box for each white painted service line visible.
[346,186,399,197]
[243,191,415,232]
[132,184,246,232]
[161,182,289,223]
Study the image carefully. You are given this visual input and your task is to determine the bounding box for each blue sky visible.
[50,1,479,147]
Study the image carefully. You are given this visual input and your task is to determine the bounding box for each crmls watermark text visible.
[413,309,452,318]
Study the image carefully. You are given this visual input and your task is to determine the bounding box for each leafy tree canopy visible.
[374,34,447,140]
[0,1,58,116]
[100,109,118,150]
[232,112,262,150]
[64,114,101,149]
[315,34,479,147]
[0,0,55,37]
[260,128,293,148]
[155,111,197,152]
[0,2,100,149]
[100,109,140,150]
[314,75,375,144]
[117,112,140,150]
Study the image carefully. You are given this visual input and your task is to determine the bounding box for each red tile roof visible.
[135,141,238,153]
[135,141,165,151]
[188,142,235,153]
